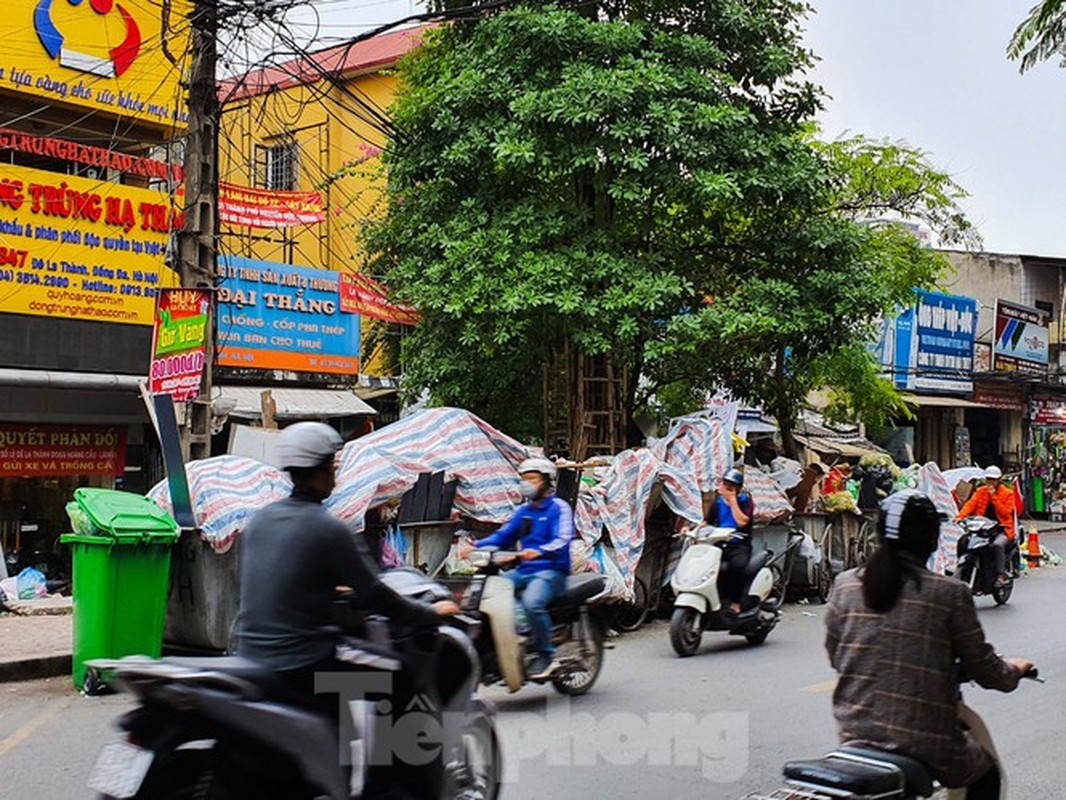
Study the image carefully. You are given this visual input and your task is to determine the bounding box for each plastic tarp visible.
[149,456,293,553]
[327,407,529,527]
[919,462,964,575]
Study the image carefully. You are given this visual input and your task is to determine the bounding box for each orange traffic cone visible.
[1026,529,1041,568]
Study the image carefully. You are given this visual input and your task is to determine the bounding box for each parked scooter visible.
[669,525,802,657]
[746,667,1042,799]
[85,569,499,800]
[955,516,1020,605]
[463,548,607,696]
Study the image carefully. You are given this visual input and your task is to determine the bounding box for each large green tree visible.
[362,2,975,455]
[1009,0,1066,72]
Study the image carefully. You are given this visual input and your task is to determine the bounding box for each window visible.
[254,140,299,191]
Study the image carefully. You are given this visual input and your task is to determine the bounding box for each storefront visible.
[1027,394,1066,517]
[968,382,1027,472]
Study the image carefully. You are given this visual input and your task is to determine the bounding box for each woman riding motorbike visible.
[825,489,1032,799]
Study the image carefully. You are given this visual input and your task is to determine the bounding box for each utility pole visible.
[179,0,219,461]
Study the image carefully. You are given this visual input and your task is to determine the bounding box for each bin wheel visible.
[84,667,108,696]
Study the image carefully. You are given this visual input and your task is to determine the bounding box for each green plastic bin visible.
[60,488,179,691]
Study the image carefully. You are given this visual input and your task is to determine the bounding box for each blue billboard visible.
[879,290,977,394]
[216,255,361,375]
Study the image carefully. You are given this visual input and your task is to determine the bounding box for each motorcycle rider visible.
[826,489,1032,799]
[236,421,458,799]
[955,465,1016,587]
[460,457,574,680]
[706,468,755,615]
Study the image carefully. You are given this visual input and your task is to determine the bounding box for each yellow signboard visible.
[0,0,190,130]
[0,163,179,326]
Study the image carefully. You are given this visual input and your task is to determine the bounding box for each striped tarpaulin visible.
[327,407,530,527]
[148,455,293,553]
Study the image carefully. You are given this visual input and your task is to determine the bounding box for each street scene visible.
[2,0,1066,798]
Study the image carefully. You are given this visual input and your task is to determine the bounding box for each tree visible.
[362,2,976,456]
[1009,0,1066,72]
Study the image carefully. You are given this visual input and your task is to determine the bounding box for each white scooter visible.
[747,667,1042,800]
[669,525,802,657]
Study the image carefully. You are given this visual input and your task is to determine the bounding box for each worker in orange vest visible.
[955,466,1015,587]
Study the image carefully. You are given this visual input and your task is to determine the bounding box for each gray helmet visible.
[722,468,745,488]
[878,489,942,545]
[276,422,343,470]
[517,456,557,482]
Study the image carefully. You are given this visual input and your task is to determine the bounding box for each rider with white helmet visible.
[462,456,574,679]
[236,421,456,702]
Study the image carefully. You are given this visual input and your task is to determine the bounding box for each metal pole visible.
[179,0,219,461]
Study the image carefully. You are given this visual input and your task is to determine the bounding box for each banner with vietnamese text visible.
[0,424,126,477]
[339,272,420,326]
[150,288,211,402]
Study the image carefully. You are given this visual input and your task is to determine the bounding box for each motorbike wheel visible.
[992,580,1013,606]
[745,626,772,645]
[669,607,703,658]
[762,565,786,613]
[447,712,501,800]
[551,619,605,696]
[609,575,649,633]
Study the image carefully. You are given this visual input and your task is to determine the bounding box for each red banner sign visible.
[0,128,182,182]
[0,425,127,477]
[217,182,326,229]
[149,289,212,401]
[1032,396,1066,426]
[339,272,420,326]
[973,384,1026,412]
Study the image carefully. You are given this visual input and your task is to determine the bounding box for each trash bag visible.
[16,567,47,600]
[799,533,822,566]
[383,524,408,568]
[443,537,478,576]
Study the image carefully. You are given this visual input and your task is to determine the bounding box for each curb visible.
[0,654,72,684]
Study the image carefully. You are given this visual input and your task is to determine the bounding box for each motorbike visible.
[462,548,608,696]
[669,525,802,657]
[745,667,1041,799]
[955,516,1019,605]
[84,568,500,800]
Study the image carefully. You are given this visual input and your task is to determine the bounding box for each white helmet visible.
[276,422,343,470]
[984,465,1003,480]
[517,456,557,482]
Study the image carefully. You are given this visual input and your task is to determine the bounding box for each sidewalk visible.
[0,611,72,683]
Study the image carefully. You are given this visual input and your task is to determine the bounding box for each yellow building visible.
[219,26,427,396]
[0,0,189,553]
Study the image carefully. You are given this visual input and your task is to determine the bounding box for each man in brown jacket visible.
[826,490,1031,796]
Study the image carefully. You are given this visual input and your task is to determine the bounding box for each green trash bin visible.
[60,488,179,692]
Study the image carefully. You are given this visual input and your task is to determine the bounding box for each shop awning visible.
[218,386,376,420]
[793,433,884,460]
[901,394,983,409]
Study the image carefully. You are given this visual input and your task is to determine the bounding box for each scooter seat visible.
[836,747,936,797]
[784,755,905,796]
[159,656,291,697]
[551,573,606,607]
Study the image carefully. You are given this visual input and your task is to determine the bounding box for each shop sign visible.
[339,272,420,325]
[993,299,1049,375]
[0,424,126,477]
[890,290,977,394]
[0,128,182,181]
[217,182,325,229]
[973,384,1026,412]
[149,288,212,402]
[4,0,190,130]
[216,255,361,375]
[0,164,180,326]
[1031,396,1066,426]
[974,342,992,373]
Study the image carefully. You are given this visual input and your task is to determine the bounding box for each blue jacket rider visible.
[465,457,573,680]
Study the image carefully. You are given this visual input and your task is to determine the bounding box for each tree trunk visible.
[777,412,799,460]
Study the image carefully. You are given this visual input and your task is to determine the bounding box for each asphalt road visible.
[1,545,1063,799]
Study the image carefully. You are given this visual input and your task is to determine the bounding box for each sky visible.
[276,0,1065,256]
[803,1,1066,257]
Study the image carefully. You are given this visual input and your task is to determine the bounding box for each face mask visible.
[519,482,539,500]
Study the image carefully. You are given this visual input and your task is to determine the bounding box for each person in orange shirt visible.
[955,466,1015,586]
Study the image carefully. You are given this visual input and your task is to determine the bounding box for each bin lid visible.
[71,488,179,540]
